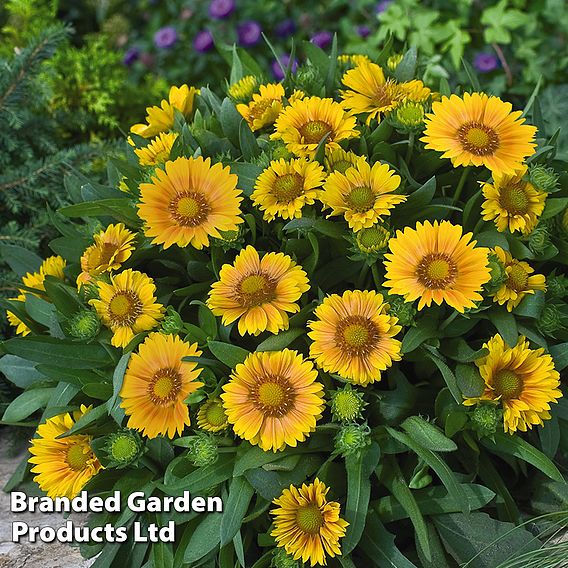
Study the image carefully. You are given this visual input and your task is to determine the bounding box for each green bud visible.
[330,385,367,423]
[271,548,300,568]
[334,423,371,457]
[103,429,145,468]
[547,274,568,299]
[390,101,426,132]
[356,225,391,254]
[67,309,100,340]
[251,151,272,171]
[483,252,507,295]
[387,53,403,71]
[161,307,184,335]
[187,433,219,467]
[386,295,416,327]
[528,225,551,255]
[227,75,259,103]
[210,225,246,251]
[272,143,294,161]
[470,403,502,438]
[291,64,323,95]
[528,165,559,193]
[537,304,566,337]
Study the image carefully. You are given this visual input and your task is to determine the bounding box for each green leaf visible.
[196,302,218,340]
[234,445,293,477]
[43,278,83,317]
[423,347,462,404]
[152,542,174,568]
[58,404,108,438]
[487,308,518,347]
[394,47,418,82]
[283,217,344,239]
[455,364,485,398]
[229,162,263,197]
[549,342,568,371]
[461,58,481,91]
[324,33,338,96]
[541,197,568,220]
[513,290,545,319]
[208,340,250,368]
[220,476,254,546]
[343,442,381,554]
[220,97,243,148]
[0,355,43,388]
[401,416,457,452]
[59,198,140,226]
[2,387,54,423]
[393,177,436,221]
[256,329,304,352]
[0,244,42,277]
[401,319,440,354]
[481,433,564,482]
[161,454,234,494]
[183,513,222,563]
[302,40,329,74]
[239,119,260,160]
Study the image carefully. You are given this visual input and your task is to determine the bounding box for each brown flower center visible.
[169,192,211,227]
[416,253,458,289]
[507,263,529,292]
[296,504,324,534]
[493,369,523,400]
[237,273,277,307]
[457,122,500,155]
[299,120,332,145]
[108,291,143,325]
[148,367,182,406]
[345,186,376,212]
[371,80,398,109]
[66,443,90,471]
[250,98,275,122]
[335,315,379,356]
[87,242,118,269]
[272,173,304,203]
[251,375,296,417]
[499,181,530,215]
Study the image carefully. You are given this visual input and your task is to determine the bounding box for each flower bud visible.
[386,295,416,327]
[528,165,559,193]
[470,403,502,438]
[390,101,426,131]
[67,309,100,340]
[387,53,403,71]
[104,429,145,468]
[271,548,300,568]
[228,75,259,103]
[334,423,371,457]
[161,307,184,335]
[537,304,566,337]
[528,225,551,255]
[546,274,568,299]
[356,225,391,254]
[483,252,507,295]
[272,143,294,161]
[187,433,219,467]
[330,385,366,423]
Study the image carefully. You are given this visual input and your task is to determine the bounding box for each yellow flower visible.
[321,159,404,231]
[251,158,326,221]
[289,89,306,104]
[89,269,165,348]
[481,167,546,235]
[384,220,491,312]
[228,75,258,101]
[271,96,359,159]
[338,53,371,67]
[77,223,136,288]
[237,83,285,131]
[197,398,229,433]
[135,132,178,166]
[120,332,204,438]
[207,245,309,336]
[340,61,432,124]
[131,84,199,138]
[421,92,537,176]
[38,256,67,281]
[28,405,102,498]
[324,147,365,174]
[271,479,348,566]
[464,335,562,434]
[308,290,402,386]
[6,294,31,336]
[490,247,546,311]
[138,156,243,249]
[221,350,325,451]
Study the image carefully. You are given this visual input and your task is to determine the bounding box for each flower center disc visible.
[493,369,523,399]
[296,504,324,535]
[499,182,530,215]
[333,160,354,174]
[457,122,500,155]
[250,98,273,121]
[299,120,332,145]
[149,368,182,405]
[238,273,276,306]
[206,402,227,427]
[111,437,138,461]
[336,316,378,356]
[346,186,376,212]
[416,253,458,289]
[272,173,304,203]
[358,225,389,249]
[109,291,142,325]
[88,242,117,268]
[507,263,529,292]
[67,444,89,471]
[170,192,210,227]
[252,376,295,417]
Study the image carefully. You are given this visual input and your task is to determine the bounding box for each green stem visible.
[439,310,460,331]
[405,131,415,163]
[452,168,470,207]
[371,263,382,289]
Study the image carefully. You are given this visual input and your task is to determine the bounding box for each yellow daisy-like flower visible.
[324,147,365,174]
[490,247,546,311]
[321,160,405,231]
[289,89,306,104]
[463,335,562,434]
[138,156,243,249]
[271,478,348,567]
[481,167,546,235]
[308,290,402,386]
[221,349,325,452]
[237,83,285,131]
[271,96,360,159]
[6,294,31,336]
[338,53,371,67]
[119,332,204,438]
[77,223,136,288]
[384,220,491,312]
[131,84,199,138]
[135,132,178,166]
[207,245,310,336]
[340,61,432,124]
[251,158,326,221]
[28,405,102,499]
[421,92,537,176]
[89,269,164,348]
[228,75,258,101]
[37,255,66,282]
[197,398,229,432]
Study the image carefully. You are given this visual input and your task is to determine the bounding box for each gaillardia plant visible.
[1,41,567,568]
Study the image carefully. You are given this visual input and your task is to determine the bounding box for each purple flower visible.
[123,47,140,66]
[474,52,499,73]
[310,31,333,49]
[275,19,296,38]
[209,0,235,19]
[375,0,391,13]
[237,20,262,46]
[271,54,298,81]
[154,26,178,49]
[357,25,370,38]
[194,30,214,52]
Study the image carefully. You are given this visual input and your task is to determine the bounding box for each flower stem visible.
[371,263,382,289]
[405,131,415,163]
[453,168,470,208]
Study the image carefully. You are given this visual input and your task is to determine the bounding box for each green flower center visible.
[507,263,529,292]
[296,504,324,535]
[272,173,304,203]
[67,443,90,471]
[332,159,354,174]
[334,392,361,420]
[416,253,458,289]
[396,102,425,125]
[111,436,138,462]
[346,186,376,213]
[238,273,276,307]
[499,182,530,215]
[299,120,332,145]
[458,122,500,155]
[205,402,227,427]
[357,225,390,251]
[493,369,523,400]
